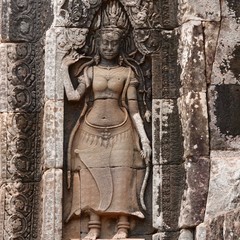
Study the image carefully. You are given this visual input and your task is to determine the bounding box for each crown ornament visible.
[92,0,129,35]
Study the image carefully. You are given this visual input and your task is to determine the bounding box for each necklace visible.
[97,65,119,70]
[97,65,120,80]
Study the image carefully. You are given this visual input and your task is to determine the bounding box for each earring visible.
[119,55,123,66]
[94,54,100,65]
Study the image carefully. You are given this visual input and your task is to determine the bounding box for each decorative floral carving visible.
[1,183,40,239]
[56,28,89,51]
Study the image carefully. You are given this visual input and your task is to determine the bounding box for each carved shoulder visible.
[86,66,93,81]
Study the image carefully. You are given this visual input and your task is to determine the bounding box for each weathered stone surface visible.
[178,91,209,158]
[54,0,178,30]
[0,113,7,182]
[0,182,40,240]
[178,229,193,240]
[153,164,185,231]
[178,0,221,24]
[0,110,43,182]
[45,28,67,101]
[0,45,8,112]
[0,0,53,42]
[43,100,64,169]
[152,99,183,165]
[153,232,180,240]
[152,30,180,99]
[209,85,240,150]
[0,43,44,112]
[196,208,240,240]
[203,21,221,84]
[178,21,206,94]
[210,18,240,85]
[205,151,240,220]
[179,157,210,228]
[223,208,240,239]
[221,0,240,20]
[195,223,207,240]
[41,169,62,240]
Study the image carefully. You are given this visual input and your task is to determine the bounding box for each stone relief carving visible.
[61,0,152,239]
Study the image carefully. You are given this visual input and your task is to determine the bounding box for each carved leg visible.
[83,212,101,240]
[112,215,130,239]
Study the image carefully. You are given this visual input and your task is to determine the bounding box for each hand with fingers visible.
[62,49,81,67]
[140,140,151,164]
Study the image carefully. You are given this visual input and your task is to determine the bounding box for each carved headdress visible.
[93,0,130,37]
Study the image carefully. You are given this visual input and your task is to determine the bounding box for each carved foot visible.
[112,228,128,239]
[83,228,100,240]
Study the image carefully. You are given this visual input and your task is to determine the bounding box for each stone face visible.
[205,151,240,220]
[179,157,210,228]
[153,164,185,231]
[178,91,209,158]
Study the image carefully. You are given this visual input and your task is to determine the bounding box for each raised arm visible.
[61,51,87,101]
[127,85,151,160]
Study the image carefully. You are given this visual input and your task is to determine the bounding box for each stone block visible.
[152,99,183,165]
[178,229,193,240]
[41,169,63,240]
[206,215,225,240]
[195,223,207,240]
[0,182,41,240]
[0,0,53,42]
[210,17,240,85]
[223,208,240,239]
[178,21,207,93]
[0,111,42,182]
[45,28,64,101]
[179,157,210,228]
[152,30,180,99]
[0,45,8,112]
[203,21,221,84]
[153,232,180,240]
[178,91,209,158]
[0,43,44,113]
[205,151,240,220]
[209,85,240,150]
[43,100,64,169]
[178,0,221,24]
[196,208,240,240]
[221,0,240,19]
[0,113,7,181]
[153,164,185,231]
[45,27,90,101]
[53,0,177,29]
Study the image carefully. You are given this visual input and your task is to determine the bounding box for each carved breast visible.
[92,66,128,98]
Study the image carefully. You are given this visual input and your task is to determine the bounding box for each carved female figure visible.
[62,2,151,239]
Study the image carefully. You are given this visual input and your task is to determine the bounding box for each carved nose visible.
[107,44,113,50]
